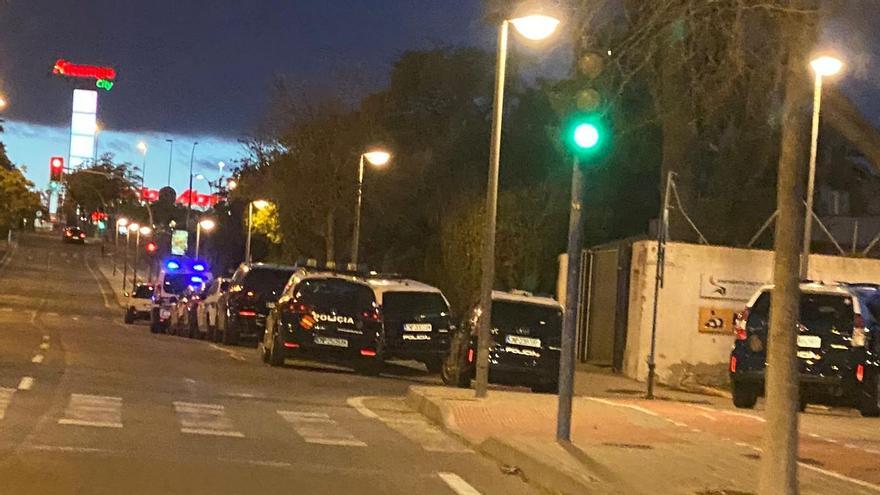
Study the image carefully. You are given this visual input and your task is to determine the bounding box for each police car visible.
[442,290,562,393]
[150,258,212,334]
[261,269,453,375]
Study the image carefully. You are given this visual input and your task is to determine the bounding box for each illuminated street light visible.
[129,223,140,232]
[227,178,238,191]
[802,54,845,278]
[132,225,151,289]
[195,218,216,258]
[351,149,393,266]
[246,200,270,263]
[0,97,8,110]
[475,9,560,403]
[139,226,152,236]
[114,217,130,276]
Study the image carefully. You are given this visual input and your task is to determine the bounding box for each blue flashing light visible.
[193,263,206,272]
[190,276,204,283]
[166,261,180,271]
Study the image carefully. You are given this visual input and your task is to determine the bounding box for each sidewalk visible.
[408,380,878,495]
[95,253,132,309]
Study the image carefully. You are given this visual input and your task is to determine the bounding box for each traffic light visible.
[49,156,64,182]
[145,242,158,255]
[565,114,609,157]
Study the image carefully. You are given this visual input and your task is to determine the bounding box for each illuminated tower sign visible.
[53,59,116,91]
[53,58,117,169]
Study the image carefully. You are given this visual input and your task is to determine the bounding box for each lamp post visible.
[186,142,200,229]
[801,55,843,279]
[165,139,174,186]
[351,150,391,266]
[137,141,148,192]
[246,200,270,264]
[196,218,216,259]
[123,223,139,293]
[114,217,129,276]
[474,12,560,399]
[132,225,152,289]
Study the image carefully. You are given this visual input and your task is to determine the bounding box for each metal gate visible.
[576,240,633,371]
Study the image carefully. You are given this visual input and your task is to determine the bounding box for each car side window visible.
[293,280,319,305]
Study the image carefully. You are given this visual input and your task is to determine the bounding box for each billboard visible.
[69,89,98,168]
[171,229,188,256]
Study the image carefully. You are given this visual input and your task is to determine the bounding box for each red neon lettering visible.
[53,59,117,81]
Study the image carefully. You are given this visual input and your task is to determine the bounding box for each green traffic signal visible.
[573,123,600,149]
[564,114,608,156]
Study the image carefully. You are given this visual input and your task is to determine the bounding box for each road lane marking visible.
[698,412,717,421]
[692,404,766,423]
[84,259,114,309]
[437,472,482,495]
[218,457,293,468]
[208,344,247,361]
[347,396,380,419]
[173,401,244,437]
[31,354,44,364]
[277,410,366,447]
[39,342,49,350]
[17,377,34,391]
[29,445,114,454]
[28,311,37,324]
[0,388,15,419]
[58,394,123,428]
[586,397,661,417]
[349,397,471,453]
[42,335,49,341]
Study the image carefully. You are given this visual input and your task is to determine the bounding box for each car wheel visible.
[124,308,135,325]
[422,356,443,374]
[268,332,285,367]
[731,380,759,409]
[859,373,880,417]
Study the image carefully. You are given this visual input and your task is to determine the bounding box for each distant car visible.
[730,282,880,416]
[216,263,297,345]
[441,290,562,393]
[170,283,205,339]
[261,269,454,375]
[150,258,212,334]
[62,226,86,244]
[123,284,154,324]
[197,277,230,341]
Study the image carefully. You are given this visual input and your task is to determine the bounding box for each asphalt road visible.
[0,233,538,495]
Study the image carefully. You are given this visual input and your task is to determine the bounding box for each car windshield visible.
[298,279,375,314]
[383,292,448,319]
[749,291,855,335]
[491,300,562,337]
[132,285,153,298]
[245,268,295,295]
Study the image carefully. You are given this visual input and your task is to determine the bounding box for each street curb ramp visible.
[406,386,623,495]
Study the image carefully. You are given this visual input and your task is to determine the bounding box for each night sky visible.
[0,1,878,193]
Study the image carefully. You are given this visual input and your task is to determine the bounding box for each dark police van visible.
[730,282,880,416]
[441,290,562,393]
[261,269,453,375]
[216,263,298,345]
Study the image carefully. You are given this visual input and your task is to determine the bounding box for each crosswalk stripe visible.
[0,388,14,419]
[381,417,472,453]
[277,410,366,447]
[438,472,482,495]
[173,401,244,438]
[58,394,123,428]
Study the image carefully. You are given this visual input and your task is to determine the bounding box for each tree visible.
[0,166,41,234]
[63,153,140,219]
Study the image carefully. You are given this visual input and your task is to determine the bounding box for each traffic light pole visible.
[647,171,674,400]
[557,158,584,442]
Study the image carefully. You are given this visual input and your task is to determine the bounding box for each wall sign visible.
[700,274,766,301]
[698,307,735,334]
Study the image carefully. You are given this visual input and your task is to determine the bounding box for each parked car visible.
[151,258,212,334]
[170,283,205,338]
[216,263,297,345]
[62,226,86,244]
[261,269,454,374]
[123,284,154,324]
[197,277,229,341]
[730,282,880,416]
[441,290,563,393]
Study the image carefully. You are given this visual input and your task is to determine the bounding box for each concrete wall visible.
[621,241,880,388]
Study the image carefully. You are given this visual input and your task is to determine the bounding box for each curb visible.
[0,243,17,277]
[93,260,127,309]
[406,386,614,495]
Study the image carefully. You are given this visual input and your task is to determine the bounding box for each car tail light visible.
[853,314,867,347]
[288,302,312,314]
[734,309,749,340]
[467,348,475,363]
[729,356,737,373]
[79,233,86,238]
[238,310,257,317]
[361,307,381,322]
[283,342,300,349]
[856,363,865,382]
[360,349,377,357]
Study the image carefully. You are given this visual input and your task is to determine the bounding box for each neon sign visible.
[53,59,116,81]
[140,188,220,208]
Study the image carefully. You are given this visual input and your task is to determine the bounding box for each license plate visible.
[160,310,171,319]
[403,334,431,341]
[506,335,542,348]
[404,323,432,332]
[314,336,348,348]
[266,302,276,308]
[797,335,821,349]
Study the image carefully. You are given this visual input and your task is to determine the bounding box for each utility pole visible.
[647,171,674,400]
[758,9,816,494]
[557,158,584,441]
[186,142,199,230]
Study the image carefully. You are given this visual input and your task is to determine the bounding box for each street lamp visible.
[186,141,200,229]
[196,218,216,259]
[165,139,174,186]
[474,10,560,400]
[114,217,129,275]
[801,54,844,279]
[246,200,270,264]
[0,97,8,110]
[137,141,148,192]
[132,226,152,290]
[351,149,392,266]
